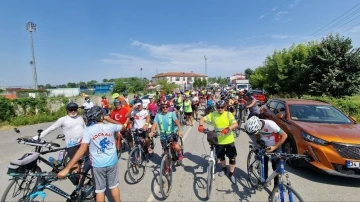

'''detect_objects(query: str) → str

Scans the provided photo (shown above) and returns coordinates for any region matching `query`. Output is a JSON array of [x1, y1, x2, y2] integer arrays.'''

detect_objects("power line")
[[309, 2, 360, 38], [343, 21, 360, 32]]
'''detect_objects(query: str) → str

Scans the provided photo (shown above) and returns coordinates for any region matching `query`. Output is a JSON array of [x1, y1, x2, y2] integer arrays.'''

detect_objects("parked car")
[[141, 94, 155, 109], [261, 98, 360, 178], [249, 90, 267, 106]]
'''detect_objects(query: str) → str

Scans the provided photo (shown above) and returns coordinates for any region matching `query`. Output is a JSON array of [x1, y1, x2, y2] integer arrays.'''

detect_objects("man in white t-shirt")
[[191, 92, 200, 121], [245, 116, 288, 189], [83, 97, 94, 111], [125, 98, 152, 153]]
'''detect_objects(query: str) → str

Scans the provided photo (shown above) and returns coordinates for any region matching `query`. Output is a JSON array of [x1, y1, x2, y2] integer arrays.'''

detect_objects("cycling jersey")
[[110, 107, 129, 124], [259, 119, 282, 147], [207, 99, 214, 107], [83, 102, 94, 110], [82, 124, 122, 167], [154, 111, 178, 137], [191, 96, 199, 105], [130, 109, 149, 129], [148, 102, 157, 116], [183, 100, 192, 113], [204, 112, 236, 145], [33, 115, 85, 148]]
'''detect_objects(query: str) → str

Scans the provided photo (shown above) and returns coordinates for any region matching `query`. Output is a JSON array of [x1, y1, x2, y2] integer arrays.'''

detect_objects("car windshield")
[[141, 95, 149, 99], [289, 104, 352, 124], [237, 84, 247, 89]]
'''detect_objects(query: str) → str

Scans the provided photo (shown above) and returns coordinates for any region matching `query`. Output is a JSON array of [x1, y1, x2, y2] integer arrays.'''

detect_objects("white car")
[[141, 94, 155, 109]]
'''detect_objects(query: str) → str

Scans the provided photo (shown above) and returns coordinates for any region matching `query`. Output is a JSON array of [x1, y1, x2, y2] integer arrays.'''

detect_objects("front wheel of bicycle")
[[159, 154, 173, 198], [1, 166, 42, 202], [206, 161, 214, 200], [269, 183, 304, 202], [127, 147, 147, 183], [247, 150, 261, 188]]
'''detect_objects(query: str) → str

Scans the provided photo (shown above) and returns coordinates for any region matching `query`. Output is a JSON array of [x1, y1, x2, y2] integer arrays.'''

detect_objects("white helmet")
[[245, 116, 262, 135]]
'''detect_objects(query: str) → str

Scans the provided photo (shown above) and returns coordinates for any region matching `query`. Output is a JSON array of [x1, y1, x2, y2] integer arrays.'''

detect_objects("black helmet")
[[85, 96, 90, 101], [216, 100, 226, 108], [245, 91, 253, 97], [66, 102, 78, 110], [102, 95, 106, 99], [133, 98, 143, 106], [86, 106, 104, 123], [123, 92, 128, 96]]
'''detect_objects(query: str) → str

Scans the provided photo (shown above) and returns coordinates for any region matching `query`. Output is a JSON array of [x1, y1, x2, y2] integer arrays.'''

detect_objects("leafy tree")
[[193, 78, 200, 87], [200, 78, 207, 87], [78, 81, 87, 87], [103, 78, 109, 82], [156, 79, 177, 94], [45, 84, 52, 88], [86, 80, 98, 87], [67, 82, 77, 88], [245, 68, 254, 79]]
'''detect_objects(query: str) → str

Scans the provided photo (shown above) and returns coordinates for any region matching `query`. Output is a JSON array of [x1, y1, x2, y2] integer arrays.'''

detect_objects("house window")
[[187, 77, 193, 82], [175, 77, 180, 81]]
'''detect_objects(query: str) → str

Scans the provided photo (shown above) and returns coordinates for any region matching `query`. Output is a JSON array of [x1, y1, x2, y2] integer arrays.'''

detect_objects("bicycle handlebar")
[[16, 137, 61, 149]]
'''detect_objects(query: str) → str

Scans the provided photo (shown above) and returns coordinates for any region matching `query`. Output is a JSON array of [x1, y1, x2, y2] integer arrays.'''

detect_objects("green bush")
[[0, 97, 16, 122]]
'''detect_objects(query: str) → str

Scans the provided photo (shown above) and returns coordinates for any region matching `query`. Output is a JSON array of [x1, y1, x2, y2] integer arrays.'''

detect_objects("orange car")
[[260, 98, 360, 178]]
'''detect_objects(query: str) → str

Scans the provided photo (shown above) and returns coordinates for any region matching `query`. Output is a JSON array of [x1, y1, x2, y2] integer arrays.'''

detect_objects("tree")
[[103, 78, 109, 82], [307, 34, 360, 97], [86, 80, 97, 87], [156, 79, 177, 94], [200, 78, 207, 87], [78, 81, 87, 87], [193, 78, 200, 87], [45, 84, 52, 89], [67, 82, 77, 88], [244, 68, 254, 79]]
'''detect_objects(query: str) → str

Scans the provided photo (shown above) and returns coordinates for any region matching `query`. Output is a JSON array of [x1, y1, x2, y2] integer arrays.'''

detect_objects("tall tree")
[[244, 68, 254, 79]]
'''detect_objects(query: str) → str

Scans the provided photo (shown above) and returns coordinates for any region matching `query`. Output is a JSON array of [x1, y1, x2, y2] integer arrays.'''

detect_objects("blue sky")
[[1, 0, 360, 86]]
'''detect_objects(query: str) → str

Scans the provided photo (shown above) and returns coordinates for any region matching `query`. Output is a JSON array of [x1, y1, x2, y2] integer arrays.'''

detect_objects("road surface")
[[0, 121, 359, 201]]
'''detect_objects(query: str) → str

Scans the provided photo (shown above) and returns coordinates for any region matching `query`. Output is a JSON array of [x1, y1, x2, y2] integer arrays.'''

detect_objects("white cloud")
[[272, 6, 278, 12], [283, 18, 293, 23], [272, 34, 291, 39], [275, 11, 288, 20], [289, 0, 301, 9], [259, 13, 267, 19], [100, 41, 278, 77]]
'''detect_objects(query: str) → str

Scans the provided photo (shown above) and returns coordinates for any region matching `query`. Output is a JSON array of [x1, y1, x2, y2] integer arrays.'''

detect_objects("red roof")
[[153, 72, 206, 78]]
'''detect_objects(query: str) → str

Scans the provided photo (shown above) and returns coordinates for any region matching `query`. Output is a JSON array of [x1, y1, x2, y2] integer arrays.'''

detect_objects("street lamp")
[[204, 55, 207, 76], [26, 22, 39, 90]]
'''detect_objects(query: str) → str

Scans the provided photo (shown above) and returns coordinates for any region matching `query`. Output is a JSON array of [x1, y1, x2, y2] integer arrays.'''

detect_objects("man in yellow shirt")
[[198, 100, 238, 184]]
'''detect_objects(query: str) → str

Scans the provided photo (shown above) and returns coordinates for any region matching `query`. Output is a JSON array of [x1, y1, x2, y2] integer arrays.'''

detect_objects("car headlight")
[[301, 131, 329, 146]]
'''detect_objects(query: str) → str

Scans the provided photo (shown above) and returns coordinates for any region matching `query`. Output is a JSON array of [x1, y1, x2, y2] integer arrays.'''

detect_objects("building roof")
[[232, 73, 245, 76], [152, 72, 207, 78]]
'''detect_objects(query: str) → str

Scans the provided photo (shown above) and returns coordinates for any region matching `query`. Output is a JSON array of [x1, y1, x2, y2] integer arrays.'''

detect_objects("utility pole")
[[204, 55, 207, 76], [140, 68, 143, 90], [26, 22, 39, 90]]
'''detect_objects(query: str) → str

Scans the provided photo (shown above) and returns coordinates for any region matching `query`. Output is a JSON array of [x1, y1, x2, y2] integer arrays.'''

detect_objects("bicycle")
[[1, 128, 95, 202], [126, 128, 157, 183], [202, 129, 218, 200], [159, 133, 183, 198], [175, 105, 186, 126], [233, 103, 246, 138], [7, 171, 93, 202], [246, 140, 308, 202]]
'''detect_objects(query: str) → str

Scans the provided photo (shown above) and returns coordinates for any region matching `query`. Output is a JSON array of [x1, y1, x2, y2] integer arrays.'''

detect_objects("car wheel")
[[282, 137, 300, 168]]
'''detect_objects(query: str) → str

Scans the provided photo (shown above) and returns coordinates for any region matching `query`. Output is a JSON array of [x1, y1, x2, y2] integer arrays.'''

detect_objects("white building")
[[152, 72, 208, 85], [47, 88, 80, 97]]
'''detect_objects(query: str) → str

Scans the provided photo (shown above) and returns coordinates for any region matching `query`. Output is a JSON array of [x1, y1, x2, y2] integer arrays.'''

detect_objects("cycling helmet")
[[66, 102, 78, 110], [216, 100, 226, 108], [245, 116, 262, 135], [112, 93, 120, 99], [113, 99, 120, 105], [133, 98, 143, 106], [84, 96, 90, 101], [123, 92, 128, 96], [245, 91, 253, 97], [86, 106, 104, 123], [102, 95, 106, 99], [220, 92, 226, 97]]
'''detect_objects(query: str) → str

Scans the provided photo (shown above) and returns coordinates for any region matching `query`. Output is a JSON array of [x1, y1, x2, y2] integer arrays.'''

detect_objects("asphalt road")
[[0, 121, 359, 202]]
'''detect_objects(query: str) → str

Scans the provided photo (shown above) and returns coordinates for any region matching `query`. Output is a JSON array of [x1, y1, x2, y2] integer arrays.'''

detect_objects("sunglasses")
[[68, 108, 78, 112], [162, 106, 169, 109], [217, 107, 225, 109]]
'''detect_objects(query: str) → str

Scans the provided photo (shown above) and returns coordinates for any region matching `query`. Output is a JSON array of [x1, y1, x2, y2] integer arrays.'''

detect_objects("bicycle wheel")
[[246, 150, 261, 188], [178, 136, 184, 153], [159, 154, 173, 198], [206, 161, 214, 199], [1, 166, 41, 202], [269, 183, 305, 202], [127, 147, 147, 182]]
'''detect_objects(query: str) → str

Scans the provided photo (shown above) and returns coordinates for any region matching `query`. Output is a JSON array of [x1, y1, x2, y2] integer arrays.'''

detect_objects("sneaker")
[[229, 175, 236, 184], [178, 153, 184, 161], [218, 170, 226, 177]]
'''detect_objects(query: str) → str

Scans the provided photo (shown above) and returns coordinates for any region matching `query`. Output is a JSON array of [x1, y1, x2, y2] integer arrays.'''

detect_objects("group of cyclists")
[[35, 86, 289, 201]]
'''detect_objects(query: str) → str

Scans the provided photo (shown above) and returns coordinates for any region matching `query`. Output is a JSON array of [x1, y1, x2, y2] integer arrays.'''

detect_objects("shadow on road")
[[149, 165, 166, 201], [193, 176, 208, 201]]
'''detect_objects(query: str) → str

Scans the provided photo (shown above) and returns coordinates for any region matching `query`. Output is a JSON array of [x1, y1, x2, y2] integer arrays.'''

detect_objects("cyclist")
[[125, 99, 152, 153], [83, 97, 94, 112], [183, 95, 193, 126], [123, 92, 129, 104], [174, 91, 184, 117], [245, 116, 288, 190], [101, 95, 109, 115], [245, 91, 260, 119], [227, 94, 235, 115], [147, 95, 157, 122], [191, 92, 200, 121], [58, 106, 122, 202], [198, 100, 238, 184], [149, 101, 184, 174]]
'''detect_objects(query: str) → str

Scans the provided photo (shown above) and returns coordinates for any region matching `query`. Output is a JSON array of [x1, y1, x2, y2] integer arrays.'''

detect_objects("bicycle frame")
[[208, 145, 216, 177]]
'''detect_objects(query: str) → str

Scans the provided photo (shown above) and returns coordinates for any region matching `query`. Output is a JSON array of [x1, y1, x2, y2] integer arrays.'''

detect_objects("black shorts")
[[160, 134, 178, 149], [184, 112, 193, 116], [175, 105, 182, 111], [191, 104, 199, 111], [65, 145, 89, 161], [216, 143, 237, 160], [228, 106, 235, 113], [123, 130, 133, 142]]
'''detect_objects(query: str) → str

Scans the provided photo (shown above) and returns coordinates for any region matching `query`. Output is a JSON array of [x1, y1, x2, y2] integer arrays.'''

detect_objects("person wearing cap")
[[191, 91, 200, 121], [110, 99, 133, 148], [83, 96, 94, 112]]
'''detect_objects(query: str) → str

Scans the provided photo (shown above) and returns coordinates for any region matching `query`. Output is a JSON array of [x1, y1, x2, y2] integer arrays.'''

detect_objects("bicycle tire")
[[127, 147, 147, 182], [159, 154, 173, 198], [206, 161, 214, 199], [1, 166, 42, 202], [269, 183, 305, 202], [246, 150, 261, 188]]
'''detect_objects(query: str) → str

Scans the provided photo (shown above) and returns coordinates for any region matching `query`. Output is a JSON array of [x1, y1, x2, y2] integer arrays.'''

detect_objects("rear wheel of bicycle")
[[159, 154, 173, 198], [269, 183, 304, 202], [206, 161, 214, 199], [247, 150, 261, 188], [0, 166, 42, 202], [127, 147, 147, 182]]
